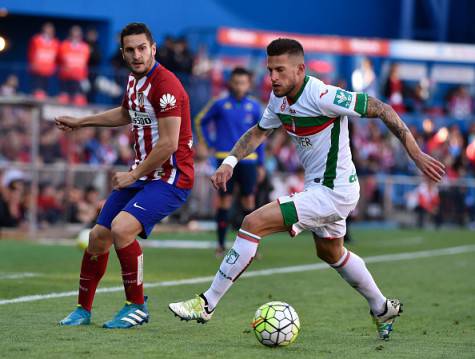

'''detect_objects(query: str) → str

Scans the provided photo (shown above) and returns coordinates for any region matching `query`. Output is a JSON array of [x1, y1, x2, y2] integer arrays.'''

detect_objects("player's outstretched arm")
[[211, 125, 272, 191], [55, 107, 130, 131], [366, 96, 445, 182]]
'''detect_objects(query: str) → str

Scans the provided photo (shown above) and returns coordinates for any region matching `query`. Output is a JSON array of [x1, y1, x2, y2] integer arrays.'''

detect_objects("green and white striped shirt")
[[259, 75, 367, 189]]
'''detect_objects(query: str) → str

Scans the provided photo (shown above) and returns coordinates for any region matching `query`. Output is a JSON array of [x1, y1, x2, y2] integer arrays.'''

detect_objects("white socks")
[[203, 232, 386, 315], [330, 247, 387, 315], [203, 229, 259, 310]]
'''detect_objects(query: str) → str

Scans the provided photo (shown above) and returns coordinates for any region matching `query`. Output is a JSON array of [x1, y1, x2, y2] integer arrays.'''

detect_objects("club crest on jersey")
[[280, 98, 287, 112], [137, 91, 145, 107], [160, 93, 177, 112]]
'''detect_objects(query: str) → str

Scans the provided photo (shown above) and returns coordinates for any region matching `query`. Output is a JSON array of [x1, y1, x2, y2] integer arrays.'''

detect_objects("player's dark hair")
[[230, 67, 253, 79], [266, 38, 304, 57], [120, 22, 154, 47]]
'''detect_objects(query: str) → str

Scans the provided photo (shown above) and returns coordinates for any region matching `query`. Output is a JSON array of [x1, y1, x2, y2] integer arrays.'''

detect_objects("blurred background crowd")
[[1, 0, 475, 234]]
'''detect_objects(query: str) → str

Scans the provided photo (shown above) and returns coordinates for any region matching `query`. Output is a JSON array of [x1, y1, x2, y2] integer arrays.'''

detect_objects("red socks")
[[78, 251, 109, 311], [77, 240, 144, 310], [116, 240, 144, 305]]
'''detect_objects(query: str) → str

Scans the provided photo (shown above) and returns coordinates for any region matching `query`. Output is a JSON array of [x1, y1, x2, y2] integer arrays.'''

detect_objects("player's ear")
[[151, 42, 157, 58], [298, 63, 306, 75], [120, 48, 125, 60]]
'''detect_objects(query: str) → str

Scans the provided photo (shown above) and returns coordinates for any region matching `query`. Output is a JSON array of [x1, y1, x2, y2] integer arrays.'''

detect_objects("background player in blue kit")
[[195, 67, 265, 256]]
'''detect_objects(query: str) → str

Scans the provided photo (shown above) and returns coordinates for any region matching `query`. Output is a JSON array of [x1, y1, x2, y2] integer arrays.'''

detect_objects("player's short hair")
[[266, 38, 304, 57], [230, 67, 253, 79], [120, 22, 154, 47]]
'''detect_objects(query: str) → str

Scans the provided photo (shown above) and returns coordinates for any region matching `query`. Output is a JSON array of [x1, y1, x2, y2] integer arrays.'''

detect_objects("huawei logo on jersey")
[[160, 93, 177, 111]]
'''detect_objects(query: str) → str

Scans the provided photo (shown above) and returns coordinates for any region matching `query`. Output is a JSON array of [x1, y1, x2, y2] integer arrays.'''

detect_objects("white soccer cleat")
[[168, 294, 214, 324], [371, 298, 403, 340]]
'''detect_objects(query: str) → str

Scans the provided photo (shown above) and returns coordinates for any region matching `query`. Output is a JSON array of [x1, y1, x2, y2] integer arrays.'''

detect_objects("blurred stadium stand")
[[1, 0, 475, 239]]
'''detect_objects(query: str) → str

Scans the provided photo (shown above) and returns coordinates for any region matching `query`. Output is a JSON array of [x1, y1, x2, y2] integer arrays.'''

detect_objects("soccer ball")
[[76, 228, 91, 251], [252, 301, 300, 347]]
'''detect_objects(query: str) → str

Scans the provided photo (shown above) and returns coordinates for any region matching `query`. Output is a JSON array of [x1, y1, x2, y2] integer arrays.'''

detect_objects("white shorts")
[[277, 183, 359, 239]]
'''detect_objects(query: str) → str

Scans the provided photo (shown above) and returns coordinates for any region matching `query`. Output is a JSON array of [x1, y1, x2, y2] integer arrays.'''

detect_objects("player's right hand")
[[211, 164, 233, 192], [55, 116, 82, 132]]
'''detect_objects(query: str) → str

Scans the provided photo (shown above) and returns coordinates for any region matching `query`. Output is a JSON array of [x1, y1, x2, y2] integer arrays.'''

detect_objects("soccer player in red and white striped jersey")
[[56, 23, 193, 328]]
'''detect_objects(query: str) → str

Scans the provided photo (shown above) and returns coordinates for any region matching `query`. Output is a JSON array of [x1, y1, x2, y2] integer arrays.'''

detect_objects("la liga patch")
[[333, 89, 352, 109]]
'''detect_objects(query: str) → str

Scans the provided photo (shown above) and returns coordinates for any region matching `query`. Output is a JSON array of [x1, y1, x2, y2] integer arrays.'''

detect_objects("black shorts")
[[217, 159, 257, 197]]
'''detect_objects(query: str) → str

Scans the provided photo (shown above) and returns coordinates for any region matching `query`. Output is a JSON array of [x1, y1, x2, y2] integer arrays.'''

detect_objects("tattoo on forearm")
[[230, 128, 257, 160], [230, 126, 270, 160], [366, 96, 410, 145]]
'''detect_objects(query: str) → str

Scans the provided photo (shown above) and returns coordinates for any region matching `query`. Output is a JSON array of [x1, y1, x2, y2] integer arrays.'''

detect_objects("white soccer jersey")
[[259, 75, 368, 189]]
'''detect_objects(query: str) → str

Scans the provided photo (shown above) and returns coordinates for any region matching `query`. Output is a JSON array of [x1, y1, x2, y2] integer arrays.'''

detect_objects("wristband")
[[222, 155, 238, 169]]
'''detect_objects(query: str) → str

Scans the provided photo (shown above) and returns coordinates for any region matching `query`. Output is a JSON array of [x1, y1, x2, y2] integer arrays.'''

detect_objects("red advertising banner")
[[217, 27, 390, 57]]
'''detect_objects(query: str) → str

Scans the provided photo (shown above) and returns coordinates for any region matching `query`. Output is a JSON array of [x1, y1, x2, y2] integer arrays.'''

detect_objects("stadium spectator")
[[57, 25, 90, 106], [27, 22, 59, 100], [39, 121, 63, 163], [351, 57, 377, 97], [407, 79, 430, 113], [414, 178, 440, 228], [171, 36, 194, 88], [38, 183, 63, 225], [110, 33, 129, 90], [85, 28, 102, 103], [446, 85, 473, 119], [0, 170, 27, 228], [186, 142, 215, 219], [383, 63, 406, 113], [156, 35, 175, 70], [77, 185, 100, 225], [172, 37, 194, 75], [0, 74, 19, 97]]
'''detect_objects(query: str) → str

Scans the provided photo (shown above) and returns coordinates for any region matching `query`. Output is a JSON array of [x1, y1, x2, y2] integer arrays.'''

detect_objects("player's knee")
[[316, 243, 343, 264], [110, 219, 135, 247], [88, 226, 112, 254], [241, 212, 260, 233]]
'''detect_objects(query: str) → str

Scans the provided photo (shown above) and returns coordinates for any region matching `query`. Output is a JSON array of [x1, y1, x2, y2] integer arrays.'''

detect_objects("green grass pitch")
[[0, 229, 474, 358]]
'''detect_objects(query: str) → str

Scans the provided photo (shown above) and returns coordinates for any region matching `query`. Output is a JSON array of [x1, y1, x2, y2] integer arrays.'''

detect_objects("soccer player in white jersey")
[[169, 38, 445, 340]]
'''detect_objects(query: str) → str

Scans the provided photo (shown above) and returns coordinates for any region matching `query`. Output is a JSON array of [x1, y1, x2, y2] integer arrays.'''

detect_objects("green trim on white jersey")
[[259, 76, 366, 189]]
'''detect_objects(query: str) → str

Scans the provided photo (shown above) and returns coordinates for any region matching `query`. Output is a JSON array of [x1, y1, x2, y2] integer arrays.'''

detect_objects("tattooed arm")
[[229, 125, 273, 160], [211, 125, 273, 191], [366, 96, 445, 182]]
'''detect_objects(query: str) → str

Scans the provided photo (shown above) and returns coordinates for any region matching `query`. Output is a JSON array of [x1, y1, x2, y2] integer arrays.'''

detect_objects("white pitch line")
[[38, 238, 219, 249], [0, 272, 40, 280], [1, 244, 474, 306]]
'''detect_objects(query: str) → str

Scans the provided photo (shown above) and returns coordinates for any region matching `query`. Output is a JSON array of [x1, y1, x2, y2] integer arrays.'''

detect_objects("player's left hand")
[[112, 172, 137, 190], [413, 152, 445, 183]]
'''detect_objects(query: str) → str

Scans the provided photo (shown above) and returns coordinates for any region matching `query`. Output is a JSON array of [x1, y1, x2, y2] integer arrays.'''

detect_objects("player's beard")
[[273, 83, 296, 98], [129, 50, 154, 77]]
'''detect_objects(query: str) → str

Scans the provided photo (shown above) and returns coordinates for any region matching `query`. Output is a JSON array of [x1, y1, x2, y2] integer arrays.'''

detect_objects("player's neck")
[[287, 75, 306, 100]]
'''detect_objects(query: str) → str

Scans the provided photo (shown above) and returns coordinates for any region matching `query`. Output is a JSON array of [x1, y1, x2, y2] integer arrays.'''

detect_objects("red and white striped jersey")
[[122, 63, 194, 189]]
